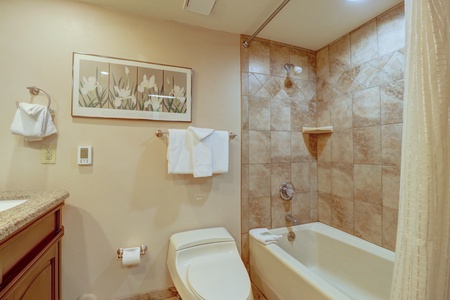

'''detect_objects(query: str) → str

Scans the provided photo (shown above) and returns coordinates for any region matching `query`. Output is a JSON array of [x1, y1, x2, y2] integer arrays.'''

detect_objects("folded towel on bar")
[[10, 102, 57, 141], [188, 126, 215, 141], [188, 126, 214, 177], [166, 128, 230, 177], [167, 129, 193, 174], [249, 228, 282, 245]]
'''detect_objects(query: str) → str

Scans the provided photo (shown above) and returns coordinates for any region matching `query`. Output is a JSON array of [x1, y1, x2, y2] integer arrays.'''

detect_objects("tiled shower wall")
[[241, 2, 405, 259], [316, 3, 405, 250], [240, 38, 319, 265]]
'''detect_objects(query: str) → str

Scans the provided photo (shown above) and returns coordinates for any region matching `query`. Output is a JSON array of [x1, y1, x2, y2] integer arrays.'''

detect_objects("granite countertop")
[[0, 190, 69, 242]]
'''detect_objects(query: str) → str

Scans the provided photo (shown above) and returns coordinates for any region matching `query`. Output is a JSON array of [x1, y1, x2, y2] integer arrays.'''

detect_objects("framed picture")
[[72, 53, 192, 122]]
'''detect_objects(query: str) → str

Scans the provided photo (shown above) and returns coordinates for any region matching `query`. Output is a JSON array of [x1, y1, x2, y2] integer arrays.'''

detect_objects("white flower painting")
[[73, 53, 192, 121]]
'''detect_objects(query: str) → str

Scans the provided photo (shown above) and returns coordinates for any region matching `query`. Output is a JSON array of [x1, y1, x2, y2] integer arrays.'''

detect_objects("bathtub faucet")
[[285, 214, 298, 225]]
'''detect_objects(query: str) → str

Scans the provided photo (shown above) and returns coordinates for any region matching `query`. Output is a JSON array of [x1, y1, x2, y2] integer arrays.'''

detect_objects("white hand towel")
[[188, 128, 213, 178], [167, 129, 193, 174], [188, 126, 215, 141], [211, 130, 229, 174], [10, 103, 57, 141], [249, 228, 282, 245]]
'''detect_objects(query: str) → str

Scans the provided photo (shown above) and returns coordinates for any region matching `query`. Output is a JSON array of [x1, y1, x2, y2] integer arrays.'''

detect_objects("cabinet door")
[[13, 243, 59, 300]]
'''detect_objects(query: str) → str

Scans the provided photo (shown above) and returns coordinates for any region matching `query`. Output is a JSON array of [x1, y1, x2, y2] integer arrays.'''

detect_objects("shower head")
[[284, 63, 303, 88], [284, 63, 303, 75]]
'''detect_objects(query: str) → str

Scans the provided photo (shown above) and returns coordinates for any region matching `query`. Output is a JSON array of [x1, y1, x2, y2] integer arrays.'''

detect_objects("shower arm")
[[242, 0, 290, 48]]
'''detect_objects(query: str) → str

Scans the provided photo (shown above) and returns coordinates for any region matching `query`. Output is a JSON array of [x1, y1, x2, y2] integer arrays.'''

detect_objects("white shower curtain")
[[390, 0, 450, 299]]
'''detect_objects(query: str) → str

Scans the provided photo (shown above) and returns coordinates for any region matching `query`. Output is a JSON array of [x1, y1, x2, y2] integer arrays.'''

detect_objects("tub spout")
[[285, 214, 298, 225]]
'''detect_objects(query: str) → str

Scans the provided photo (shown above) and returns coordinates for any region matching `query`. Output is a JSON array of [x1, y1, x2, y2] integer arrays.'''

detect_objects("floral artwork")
[[72, 53, 192, 122]]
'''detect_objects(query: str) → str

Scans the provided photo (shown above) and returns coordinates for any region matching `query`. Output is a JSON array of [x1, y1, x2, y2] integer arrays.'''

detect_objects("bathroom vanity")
[[0, 190, 69, 300]]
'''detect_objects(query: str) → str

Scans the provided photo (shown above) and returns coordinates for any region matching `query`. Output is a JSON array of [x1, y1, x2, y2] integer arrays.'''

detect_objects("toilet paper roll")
[[122, 247, 141, 266]]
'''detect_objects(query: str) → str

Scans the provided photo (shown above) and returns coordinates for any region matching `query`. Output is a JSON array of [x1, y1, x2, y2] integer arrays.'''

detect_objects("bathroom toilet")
[[167, 227, 253, 300]]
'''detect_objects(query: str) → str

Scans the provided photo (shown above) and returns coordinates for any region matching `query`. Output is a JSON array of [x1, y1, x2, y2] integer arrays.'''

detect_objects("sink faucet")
[[285, 214, 298, 225]]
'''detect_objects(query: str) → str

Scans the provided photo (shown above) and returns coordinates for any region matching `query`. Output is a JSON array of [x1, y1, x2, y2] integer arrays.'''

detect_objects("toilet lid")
[[187, 253, 251, 300]]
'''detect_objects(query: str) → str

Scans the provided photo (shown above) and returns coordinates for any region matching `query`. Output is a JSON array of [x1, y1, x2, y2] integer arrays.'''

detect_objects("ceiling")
[[72, 0, 403, 50]]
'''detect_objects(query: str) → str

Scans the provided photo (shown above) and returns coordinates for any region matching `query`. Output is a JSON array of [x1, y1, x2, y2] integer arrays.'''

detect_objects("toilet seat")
[[187, 253, 251, 300]]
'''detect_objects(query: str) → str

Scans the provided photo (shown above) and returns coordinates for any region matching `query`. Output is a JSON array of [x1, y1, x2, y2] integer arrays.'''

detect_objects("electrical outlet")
[[41, 144, 56, 164]]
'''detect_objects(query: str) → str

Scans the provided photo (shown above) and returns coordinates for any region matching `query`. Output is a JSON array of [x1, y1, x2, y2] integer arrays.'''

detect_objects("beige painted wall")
[[0, 0, 241, 299]]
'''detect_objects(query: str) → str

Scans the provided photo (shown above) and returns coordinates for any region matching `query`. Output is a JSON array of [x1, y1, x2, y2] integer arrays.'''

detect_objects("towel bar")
[[155, 129, 237, 140], [16, 86, 52, 109]]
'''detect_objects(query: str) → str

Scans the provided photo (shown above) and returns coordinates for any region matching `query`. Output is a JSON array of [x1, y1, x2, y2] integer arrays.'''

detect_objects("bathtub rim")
[[267, 222, 395, 262]]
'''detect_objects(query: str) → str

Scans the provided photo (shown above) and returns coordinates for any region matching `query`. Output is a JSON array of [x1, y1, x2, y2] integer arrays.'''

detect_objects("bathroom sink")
[[0, 199, 28, 212]]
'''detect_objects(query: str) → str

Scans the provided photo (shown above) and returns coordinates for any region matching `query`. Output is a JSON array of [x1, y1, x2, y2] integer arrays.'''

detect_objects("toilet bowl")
[[167, 227, 253, 300]]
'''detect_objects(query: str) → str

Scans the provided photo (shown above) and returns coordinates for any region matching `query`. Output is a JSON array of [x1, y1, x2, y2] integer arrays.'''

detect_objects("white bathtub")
[[249, 222, 395, 300]]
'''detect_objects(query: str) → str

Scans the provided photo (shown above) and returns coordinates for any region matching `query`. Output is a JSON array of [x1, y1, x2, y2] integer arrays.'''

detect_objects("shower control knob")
[[279, 182, 295, 201]]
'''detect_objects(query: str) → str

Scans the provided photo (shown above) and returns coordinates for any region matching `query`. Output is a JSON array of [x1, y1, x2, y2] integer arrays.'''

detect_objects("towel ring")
[[16, 86, 52, 109]]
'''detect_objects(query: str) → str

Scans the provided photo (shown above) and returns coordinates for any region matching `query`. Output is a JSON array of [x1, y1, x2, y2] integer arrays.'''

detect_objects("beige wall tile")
[[291, 162, 310, 193], [242, 164, 249, 199], [292, 192, 314, 224], [242, 95, 249, 130], [318, 192, 332, 225], [291, 132, 316, 161], [271, 99, 291, 131], [270, 43, 290, 76], [264, 77, 283, 98], [249, 39, 270, 74], [354, 201, 382, 246], [248, 97, 271, 130], [271, 195, 291, 228], [331, 162, 354, 200], [242, 72, 249, 96], [241, 233, 250, 268], [377, 3, 405, 56], [331, 94, 353, 130], [318, 162, 332, 193], [351, 20, 378, 66], [329, 35, 351, 84], [381, 80, 404, 124], [248, 196, 271, 229], [354, 164, 382, 204], [249, 130, 271, 163], [381, 123, 402, 166], [248, 164, 271, 198], [381, 51, 405, 81], [248, 73, 263, 95], [331, 129, 353, 163], [352, 87, 381, 127], [382, 166, 401, 209], [242, 130, 249, 164], [353, 126, 382, 164], [270, 163, 291, 196], [241, 196, 249, 234], [331, 195, 354, 234], [310, 161, 318, 192], [291, 99, 316, 130], [383, 207, 398, 251], [317, 47, 330, 79], [317, 134, 332, 162], [271, 131, 292, 162]]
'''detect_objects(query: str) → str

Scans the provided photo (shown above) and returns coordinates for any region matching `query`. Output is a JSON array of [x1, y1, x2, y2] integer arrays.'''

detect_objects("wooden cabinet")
[[0, 204, 64, 300]]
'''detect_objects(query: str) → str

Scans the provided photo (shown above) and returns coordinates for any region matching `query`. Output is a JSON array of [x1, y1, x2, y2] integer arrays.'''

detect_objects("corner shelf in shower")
[[301, 126, 334, 134]]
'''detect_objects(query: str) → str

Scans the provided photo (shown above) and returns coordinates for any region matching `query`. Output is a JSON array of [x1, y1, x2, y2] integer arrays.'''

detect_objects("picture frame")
[[72, 53, 192, 122]]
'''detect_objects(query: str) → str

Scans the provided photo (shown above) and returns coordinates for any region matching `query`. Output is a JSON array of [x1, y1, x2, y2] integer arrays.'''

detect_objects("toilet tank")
[[169, 227, 235, 251]]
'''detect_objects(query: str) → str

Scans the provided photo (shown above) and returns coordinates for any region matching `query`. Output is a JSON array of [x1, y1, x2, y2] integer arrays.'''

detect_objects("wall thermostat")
[[78, 146, 92, 165]]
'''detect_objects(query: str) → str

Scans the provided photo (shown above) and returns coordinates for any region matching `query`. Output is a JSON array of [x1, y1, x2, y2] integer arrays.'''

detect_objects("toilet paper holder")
[[117, 244, 148, 259]]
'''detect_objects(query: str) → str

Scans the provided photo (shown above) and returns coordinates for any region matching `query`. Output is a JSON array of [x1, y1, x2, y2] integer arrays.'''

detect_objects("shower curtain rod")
[[242, 0, 290, 48]]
